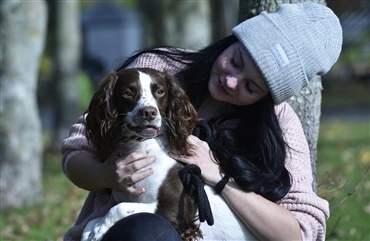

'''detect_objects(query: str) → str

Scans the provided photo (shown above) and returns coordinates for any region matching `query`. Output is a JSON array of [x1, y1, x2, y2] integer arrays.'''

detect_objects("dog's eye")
[[122, 90, 133, 98], [156, 89, 165, 96]]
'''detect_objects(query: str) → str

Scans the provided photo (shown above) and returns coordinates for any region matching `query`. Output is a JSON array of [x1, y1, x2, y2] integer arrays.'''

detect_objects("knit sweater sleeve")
[[61, 114, 91, 180], [61, 51, 183, 181], [275, 102, 329, 241]]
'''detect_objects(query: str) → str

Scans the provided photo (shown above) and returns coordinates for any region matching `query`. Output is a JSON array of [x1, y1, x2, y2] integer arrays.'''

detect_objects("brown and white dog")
[[81, 68, 257, 241]]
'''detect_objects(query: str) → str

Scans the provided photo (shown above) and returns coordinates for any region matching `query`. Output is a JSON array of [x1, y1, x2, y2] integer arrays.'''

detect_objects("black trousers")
[[101, 212, 182, 241]]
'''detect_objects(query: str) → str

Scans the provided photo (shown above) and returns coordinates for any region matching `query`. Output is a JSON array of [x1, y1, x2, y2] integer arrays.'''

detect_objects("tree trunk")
[[238, 0, 326, 191], [138, 0, 212, 49], [210, 0, 228, 42], [49, 0, 82, 150], [0, 0, 47, 210]]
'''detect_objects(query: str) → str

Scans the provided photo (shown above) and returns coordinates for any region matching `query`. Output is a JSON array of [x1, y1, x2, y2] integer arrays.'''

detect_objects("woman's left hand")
[[169, 135, 222, 186]]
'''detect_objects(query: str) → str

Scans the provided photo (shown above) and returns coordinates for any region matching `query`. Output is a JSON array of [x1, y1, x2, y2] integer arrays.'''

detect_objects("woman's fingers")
[[121, 168, 154, 187], [124, 154, 156, 173], [131, 167, 154, 183], [113, 152, 156, 194], [126, 186, 146, 195], [188, 135, 206, 145], [124, 168, 154, 195], [168, 135, 209, 164], [168, 152, 189, 164]]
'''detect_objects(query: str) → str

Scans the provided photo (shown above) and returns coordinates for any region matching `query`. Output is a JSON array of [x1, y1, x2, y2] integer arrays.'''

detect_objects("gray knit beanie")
[[232, 2, 342, 104]]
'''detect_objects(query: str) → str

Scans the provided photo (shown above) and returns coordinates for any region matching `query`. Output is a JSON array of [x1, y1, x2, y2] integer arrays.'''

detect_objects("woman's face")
[[209, 42, 269, 106]]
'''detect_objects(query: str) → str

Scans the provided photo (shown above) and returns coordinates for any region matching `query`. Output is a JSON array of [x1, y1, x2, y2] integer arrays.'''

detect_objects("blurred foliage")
[[77, 71, 95, 110], [328, 30, 370, 85], [317, 120, 369, 241], [341, 31, 370, 64], [321, 79, 369, 109], [79, 0, 137, 10]]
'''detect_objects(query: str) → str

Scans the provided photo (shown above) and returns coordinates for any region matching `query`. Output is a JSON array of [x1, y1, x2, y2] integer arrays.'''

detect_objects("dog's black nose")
[[141, 107, 158, 121]]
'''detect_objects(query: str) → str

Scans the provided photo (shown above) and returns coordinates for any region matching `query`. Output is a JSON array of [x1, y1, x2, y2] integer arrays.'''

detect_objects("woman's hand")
[[169, 135, 222, 186], [100, 151, 156, 195]]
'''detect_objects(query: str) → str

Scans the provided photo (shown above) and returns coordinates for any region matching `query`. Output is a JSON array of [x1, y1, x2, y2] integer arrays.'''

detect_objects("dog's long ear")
[[85, 71, 119, 159], [165, 73, 200, 156]]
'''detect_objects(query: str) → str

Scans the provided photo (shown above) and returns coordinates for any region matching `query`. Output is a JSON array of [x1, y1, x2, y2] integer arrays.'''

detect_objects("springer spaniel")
[[81, 68, 257, 241]]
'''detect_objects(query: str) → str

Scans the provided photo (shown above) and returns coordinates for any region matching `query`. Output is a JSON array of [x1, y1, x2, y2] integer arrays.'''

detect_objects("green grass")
[[316, 120, 370, 241], [0, 152, 88, 241]]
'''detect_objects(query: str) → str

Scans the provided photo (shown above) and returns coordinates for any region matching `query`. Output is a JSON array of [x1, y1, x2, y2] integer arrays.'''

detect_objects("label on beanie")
[[270, 44, 290, 68]]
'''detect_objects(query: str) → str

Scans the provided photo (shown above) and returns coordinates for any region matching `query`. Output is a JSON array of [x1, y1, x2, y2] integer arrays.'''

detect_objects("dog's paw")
[[88, 222, 110, 241], [86, 203, 136, 241], [81, 217, 102, 241], [84, 202, 158, 241]]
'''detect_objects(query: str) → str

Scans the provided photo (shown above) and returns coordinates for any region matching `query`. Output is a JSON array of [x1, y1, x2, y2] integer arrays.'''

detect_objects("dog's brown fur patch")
[[156, 163, 202, 241]]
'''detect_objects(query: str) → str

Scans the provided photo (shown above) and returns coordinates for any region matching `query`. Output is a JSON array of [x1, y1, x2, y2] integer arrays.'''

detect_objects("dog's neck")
[[120, 132, 163, 143]]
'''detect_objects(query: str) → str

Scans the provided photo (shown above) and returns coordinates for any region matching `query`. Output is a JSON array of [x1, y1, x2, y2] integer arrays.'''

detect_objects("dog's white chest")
[[113, 136, 176, 203], [198, 186, 258, 240]]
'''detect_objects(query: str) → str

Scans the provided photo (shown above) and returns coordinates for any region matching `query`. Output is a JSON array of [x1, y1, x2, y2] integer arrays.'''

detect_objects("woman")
[[62, 3, 342, 241]]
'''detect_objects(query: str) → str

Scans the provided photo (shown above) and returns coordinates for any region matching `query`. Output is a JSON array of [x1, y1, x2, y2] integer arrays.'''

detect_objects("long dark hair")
[[207, 98, 291, 201], [115, 35, 291, 201]]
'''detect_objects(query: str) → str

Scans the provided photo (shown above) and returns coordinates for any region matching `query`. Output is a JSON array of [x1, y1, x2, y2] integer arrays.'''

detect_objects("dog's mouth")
[[126, 124, 161, 139]]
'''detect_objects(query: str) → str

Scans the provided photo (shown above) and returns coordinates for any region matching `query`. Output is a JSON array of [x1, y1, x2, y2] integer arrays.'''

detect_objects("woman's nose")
[[226, 75, 238, 90]]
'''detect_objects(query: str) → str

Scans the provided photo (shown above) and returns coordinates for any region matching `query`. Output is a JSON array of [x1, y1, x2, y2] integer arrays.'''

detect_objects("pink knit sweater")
[[61, 51, 329, 241]]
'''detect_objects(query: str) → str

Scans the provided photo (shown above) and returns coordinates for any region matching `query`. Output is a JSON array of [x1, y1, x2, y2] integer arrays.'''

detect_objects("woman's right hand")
[[101, 151, 156, 195]]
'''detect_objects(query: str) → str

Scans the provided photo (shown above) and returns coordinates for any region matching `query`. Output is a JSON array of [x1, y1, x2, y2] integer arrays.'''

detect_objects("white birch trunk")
[[0, 0, 47, 210]]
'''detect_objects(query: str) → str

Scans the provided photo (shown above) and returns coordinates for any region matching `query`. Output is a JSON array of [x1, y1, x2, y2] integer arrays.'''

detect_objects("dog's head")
[[85, 68, 200, 159]]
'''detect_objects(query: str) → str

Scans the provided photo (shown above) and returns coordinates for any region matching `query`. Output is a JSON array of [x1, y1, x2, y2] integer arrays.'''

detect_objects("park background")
[[0, 0, 369, 240]]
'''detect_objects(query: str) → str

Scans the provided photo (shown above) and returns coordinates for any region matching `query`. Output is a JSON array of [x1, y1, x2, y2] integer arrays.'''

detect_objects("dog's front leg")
[[86, 202, 157, 241]]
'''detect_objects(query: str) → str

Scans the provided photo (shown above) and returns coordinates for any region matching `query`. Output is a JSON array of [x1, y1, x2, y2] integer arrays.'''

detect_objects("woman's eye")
[[245, 81, 253, 94], [231, 58, 239, 68]]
